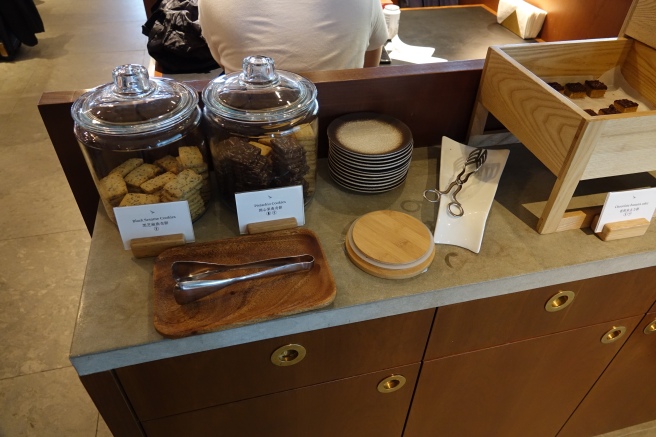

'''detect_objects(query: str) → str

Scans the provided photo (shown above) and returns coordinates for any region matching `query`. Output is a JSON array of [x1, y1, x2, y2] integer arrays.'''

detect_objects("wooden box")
[[469, 0, 656, 234]]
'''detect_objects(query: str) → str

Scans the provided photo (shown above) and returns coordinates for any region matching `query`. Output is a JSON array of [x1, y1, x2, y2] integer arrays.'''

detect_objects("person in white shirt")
[[198, 0, 389, 73]]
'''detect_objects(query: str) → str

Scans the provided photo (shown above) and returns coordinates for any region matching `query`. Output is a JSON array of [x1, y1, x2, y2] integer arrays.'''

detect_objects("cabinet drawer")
[[141, 363, 419, 437], [559, 312, 656, 437], [116, 309, 434, 421], [405, 316, 642, 437], [426, 266, 656, 359]]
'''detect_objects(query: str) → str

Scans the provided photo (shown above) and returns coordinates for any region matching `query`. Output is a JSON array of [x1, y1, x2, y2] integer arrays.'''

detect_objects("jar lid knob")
[[112, 64, 151, 95], [240, 55, 278, 85]]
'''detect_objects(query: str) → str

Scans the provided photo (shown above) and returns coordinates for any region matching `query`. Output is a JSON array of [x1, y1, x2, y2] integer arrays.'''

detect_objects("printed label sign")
[[114, 201, 195, 249], [595, 187, 656, 233], [235, 186, 305, 234]]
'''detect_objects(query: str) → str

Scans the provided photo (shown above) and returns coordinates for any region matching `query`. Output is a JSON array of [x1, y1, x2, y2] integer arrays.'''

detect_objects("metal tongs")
[[423, 148, 488, 217], [172, 254, 315, 305]]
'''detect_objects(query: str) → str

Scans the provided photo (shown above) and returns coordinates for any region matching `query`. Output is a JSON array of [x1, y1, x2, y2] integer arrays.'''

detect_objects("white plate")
[[330, 149, 413, 169], [329, 156, 410, 181], [328, 144, 412, 166], [327, 112, 413, 156], [330, 168, 409, 187], [330, 140, 413, 162], [432, 137, 510, 254], [330, 169, 408, 193]]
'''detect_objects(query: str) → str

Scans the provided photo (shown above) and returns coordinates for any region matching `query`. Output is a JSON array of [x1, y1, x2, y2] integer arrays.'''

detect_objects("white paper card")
[[594, 188, 656, 233], [235, 186, 305, 234], [385, 36, 447, 64], [114, 201, 195, 250]]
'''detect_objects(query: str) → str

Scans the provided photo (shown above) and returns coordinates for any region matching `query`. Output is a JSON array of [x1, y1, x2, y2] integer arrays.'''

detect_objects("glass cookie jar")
[[202, 55, 318, 209], [71, 64, 209, 224]]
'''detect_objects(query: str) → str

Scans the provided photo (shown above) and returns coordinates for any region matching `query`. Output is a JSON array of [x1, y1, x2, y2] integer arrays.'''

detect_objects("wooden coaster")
[[345, 235, 435, 280], [351, 210, 433, 266]]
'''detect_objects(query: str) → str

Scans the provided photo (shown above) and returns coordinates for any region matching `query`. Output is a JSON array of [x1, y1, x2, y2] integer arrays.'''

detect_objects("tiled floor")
[[0, 0, 147, 434], [0, 1, 654, 436]]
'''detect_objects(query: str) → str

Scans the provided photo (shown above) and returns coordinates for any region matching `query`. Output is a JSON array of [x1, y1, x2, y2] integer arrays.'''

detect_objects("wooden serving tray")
[[153, 229, 336, 338]]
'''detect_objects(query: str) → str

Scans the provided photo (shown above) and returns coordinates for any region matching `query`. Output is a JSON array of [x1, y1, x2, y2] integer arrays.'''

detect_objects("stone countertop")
[[70, 145, 656, 376]]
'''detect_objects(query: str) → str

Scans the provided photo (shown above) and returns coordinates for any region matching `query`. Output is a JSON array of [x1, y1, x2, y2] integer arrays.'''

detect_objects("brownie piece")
[[584, 109, 598, 117], [564, 82, 586, 99], [214, 136, 273, 200], [584, 80, 607, 98], [598, 105, 620, 115], [270, 136, 310, 196], [547, 82, 564, 94], [613, 99, 639, 113]]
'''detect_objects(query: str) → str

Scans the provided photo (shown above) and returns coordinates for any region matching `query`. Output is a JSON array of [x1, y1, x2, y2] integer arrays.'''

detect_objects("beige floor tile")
[[37, 0, 147, 25], [0, 140, 86, 238], [0, 230, 90, 379], [0, 96, 20, 115], [25, 50, 150, 94], [0, 367, 99, 437], [0, 94, 50, 146], [596, 420, 656, 437], [0, 61, 38, 97], [25, 20, 148, 59]]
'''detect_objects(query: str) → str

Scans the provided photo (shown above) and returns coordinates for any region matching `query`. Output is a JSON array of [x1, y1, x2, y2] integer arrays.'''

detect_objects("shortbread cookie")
[[124, 164, 161, 189], [155, 155, 182, 174], [177, 146, 204, 169], [140, 172, 177, 194], [109, 158, 143, 177], [118, 193, 161, 207], [163, 169, 203, 199], [99, 172, 127, 203]]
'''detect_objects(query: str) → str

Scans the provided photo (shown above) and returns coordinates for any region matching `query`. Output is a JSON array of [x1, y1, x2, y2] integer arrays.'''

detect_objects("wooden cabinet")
[[405, 316, 642, 437], [425, 267, 656, 359], [405, 267, 656, 437], [558, 312, 656, 437], [115, 309, 435, 422], [82, 268, 656, 437], [141, 363, 420, 437]]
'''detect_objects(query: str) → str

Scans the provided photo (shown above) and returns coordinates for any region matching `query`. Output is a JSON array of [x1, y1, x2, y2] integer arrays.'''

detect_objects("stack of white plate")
[[327, 112, 413, 193]]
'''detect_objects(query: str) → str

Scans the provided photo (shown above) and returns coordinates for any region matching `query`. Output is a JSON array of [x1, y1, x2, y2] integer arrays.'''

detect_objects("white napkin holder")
[[497, 0, 547, 39]]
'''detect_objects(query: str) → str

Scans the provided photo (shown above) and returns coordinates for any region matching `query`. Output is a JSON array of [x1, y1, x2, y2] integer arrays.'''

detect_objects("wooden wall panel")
[[39, 62, 484, 231], [458, 0, 633, 41]]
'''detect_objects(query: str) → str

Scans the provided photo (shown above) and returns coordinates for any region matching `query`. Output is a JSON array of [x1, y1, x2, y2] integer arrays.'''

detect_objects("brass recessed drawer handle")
[[644, 319, 656, 335], [601, 326, 627, 344], [377, 375, 406, 394], [271, 344, 306, 366], [545, 290, 576, 312]]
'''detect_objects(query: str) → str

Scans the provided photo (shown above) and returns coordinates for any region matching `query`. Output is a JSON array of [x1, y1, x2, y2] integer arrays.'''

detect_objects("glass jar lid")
[[71, 64, 199, 137], [202, 55, 317, 124]]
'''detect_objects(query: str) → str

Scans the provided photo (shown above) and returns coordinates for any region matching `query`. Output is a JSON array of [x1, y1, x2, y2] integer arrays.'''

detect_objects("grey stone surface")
[[71, 145, 656, 375]]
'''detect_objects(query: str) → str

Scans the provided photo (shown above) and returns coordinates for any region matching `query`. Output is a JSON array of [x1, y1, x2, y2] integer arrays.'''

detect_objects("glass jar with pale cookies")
[[71, 64, 209, 224]]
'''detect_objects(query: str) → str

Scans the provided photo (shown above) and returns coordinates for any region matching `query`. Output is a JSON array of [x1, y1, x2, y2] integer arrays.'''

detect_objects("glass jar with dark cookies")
[[72, 64, 210, 224], [202, 55, 319, 209]]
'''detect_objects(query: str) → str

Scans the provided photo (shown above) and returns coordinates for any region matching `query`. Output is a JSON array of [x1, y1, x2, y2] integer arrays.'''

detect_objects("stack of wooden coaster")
[[345, 210, 435, 279]]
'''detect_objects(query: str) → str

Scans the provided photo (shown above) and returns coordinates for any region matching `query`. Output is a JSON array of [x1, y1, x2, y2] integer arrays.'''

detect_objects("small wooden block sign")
[[247, 218, 298, 234], [596, 218, 651, 242], [131, 233, 186, 258], [235, 186, 305, 234]]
